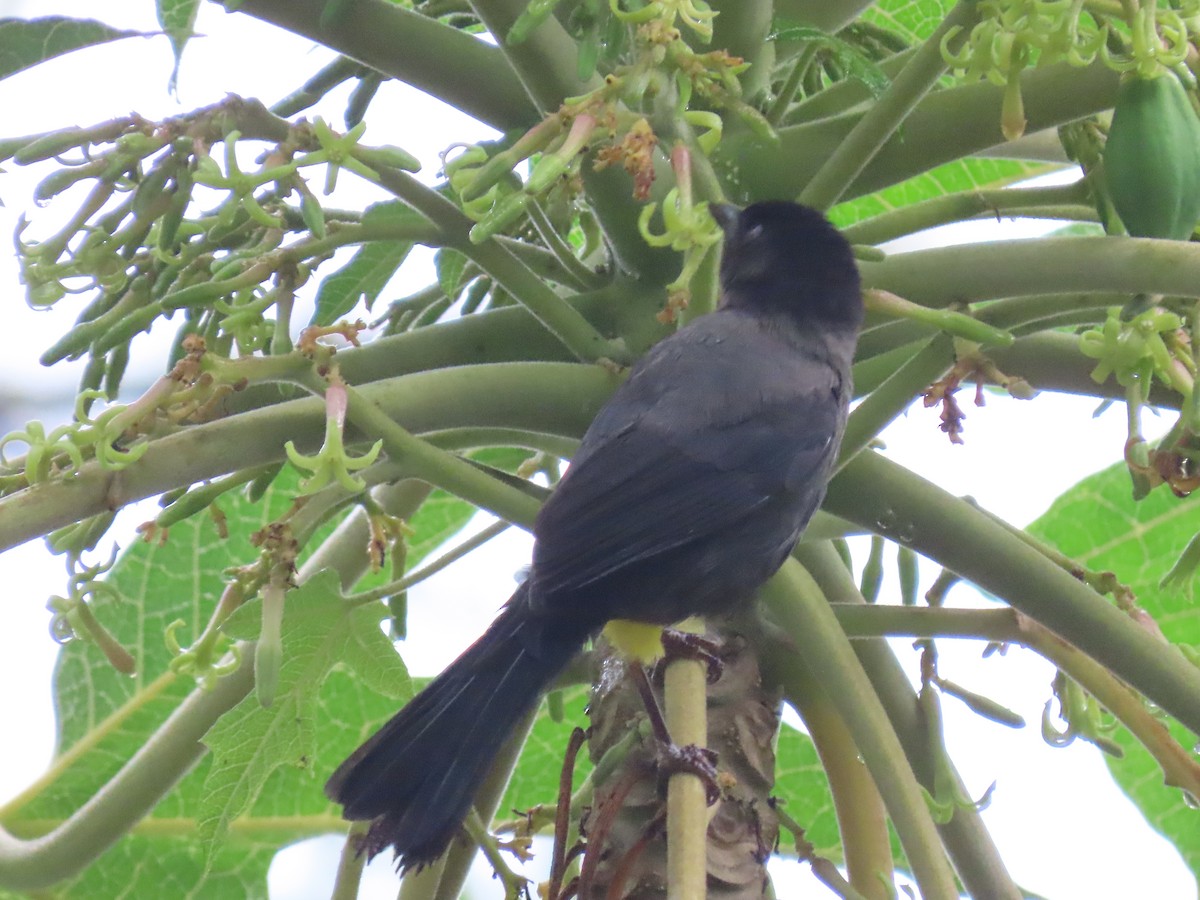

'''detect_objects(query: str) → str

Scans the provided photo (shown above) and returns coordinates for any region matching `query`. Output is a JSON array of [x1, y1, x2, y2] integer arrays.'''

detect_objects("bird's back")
[[526, 307, 852, 632]]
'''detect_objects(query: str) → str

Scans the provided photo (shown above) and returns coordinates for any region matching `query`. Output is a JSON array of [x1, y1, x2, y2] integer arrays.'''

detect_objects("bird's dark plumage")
[[324, 200, 863, 869]]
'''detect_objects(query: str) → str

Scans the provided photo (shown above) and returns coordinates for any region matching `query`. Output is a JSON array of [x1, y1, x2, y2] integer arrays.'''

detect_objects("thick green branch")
[[720, 60, 1118, 202], [976, 293, 1121, 334], [861, 236, 1200, 305], [320, 374, 542, 528], [765, 637, 892, 897], [785, 49, 917, 126], [795, 542, 1023, 899], [826, 603, 1200, 802], [0, 362, 618, 552], [799, 0, 978, 210], [842, 180, 1092, 246], [316, 277, 665, 393], [761, 561, 960, 899], [0, 654, 253, 890], [225, 0, 534, 130], [824, 452, 1200, 737], [372, 168, 625, 362], [468, 0, 600, 112], [987, 332, 1180, 408]]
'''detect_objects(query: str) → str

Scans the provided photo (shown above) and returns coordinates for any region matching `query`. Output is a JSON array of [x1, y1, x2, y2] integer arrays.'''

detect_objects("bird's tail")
[[325, 585, 584, 869]]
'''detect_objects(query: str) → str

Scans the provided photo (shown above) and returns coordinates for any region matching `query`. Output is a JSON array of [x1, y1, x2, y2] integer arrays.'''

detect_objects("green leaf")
[[829, 157, 1050, 229], [500, 686, 591, 815], [198, 569, 409, 855], [309, 199, 432, 325], [769, 22, 891, 100], [860, 0, 956, 43], [435, 247, 470, 300], [773, 724, 906, 868], [0, 17, 146, 82], [312, 240, 412, 325], [1028, 461, 1200, 882], [362, 198, 428, 229], [2, 468, 408, 896], [157, 0, 199, 92], [772, 724, 839, 855]]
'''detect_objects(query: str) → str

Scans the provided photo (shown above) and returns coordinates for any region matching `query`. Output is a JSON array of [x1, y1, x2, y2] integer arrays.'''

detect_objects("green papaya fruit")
[[1103, 71, 1200, 241]]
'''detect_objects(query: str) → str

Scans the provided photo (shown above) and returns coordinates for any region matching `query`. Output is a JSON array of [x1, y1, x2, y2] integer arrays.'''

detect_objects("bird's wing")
[[530, 379, 840, 597]]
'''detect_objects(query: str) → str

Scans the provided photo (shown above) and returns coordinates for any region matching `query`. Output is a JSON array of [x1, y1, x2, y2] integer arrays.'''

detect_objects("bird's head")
[[710, 201, 863, 331]]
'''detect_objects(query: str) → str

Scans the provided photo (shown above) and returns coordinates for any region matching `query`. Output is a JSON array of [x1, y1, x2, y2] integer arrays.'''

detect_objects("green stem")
[[784, 49, 917, 126], [424, 427, 578, 459], [524, 201, 607, 291], [829, 602, 1200, 799], [663, 622, 708, 900], [372, 167, 624, 362], [766, 43, 822, 126], [347, 520, 511, 604], [0, 465, 430, 892], [798, 0, 979, 210], [430, 709, 539, 900], [329, 822, 369, 900], [974, 292, 1123, 332], [986, 331, 1178, 408], [462, 810, 529, 897], [0, 671, 177, 820], [495, 235, 605, 290], [772, 804, 873, 900], [830, 604, 1022, 640], [839, 335, 952, 467], [0, 657, 252, 891], [760, 560, 960, 899], [1015, 615, 1200, 800], [304, 372, 543, 528], [865, 290, 1014, 346], [824, 452, 1200, 737], [842, 180, 1092, 246]]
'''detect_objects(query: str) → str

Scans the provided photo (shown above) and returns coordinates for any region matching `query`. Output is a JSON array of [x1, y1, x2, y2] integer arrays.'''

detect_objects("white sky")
[[0, 2, 1193, 898]]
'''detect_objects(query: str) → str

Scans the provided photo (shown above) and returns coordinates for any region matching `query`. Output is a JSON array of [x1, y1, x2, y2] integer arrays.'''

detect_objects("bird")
[[324, 199, 864, 869]]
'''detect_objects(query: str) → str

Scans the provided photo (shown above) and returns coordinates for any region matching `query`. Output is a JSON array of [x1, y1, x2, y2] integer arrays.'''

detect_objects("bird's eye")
[[745, 223, 765, 241]]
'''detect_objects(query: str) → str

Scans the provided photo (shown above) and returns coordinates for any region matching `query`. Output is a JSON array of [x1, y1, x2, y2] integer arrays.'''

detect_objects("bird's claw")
[[660, 629, 725, 683], [657, 741, 721, 805]]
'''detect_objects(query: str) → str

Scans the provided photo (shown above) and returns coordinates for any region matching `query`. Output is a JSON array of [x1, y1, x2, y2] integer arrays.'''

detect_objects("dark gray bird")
[[325, 200, 863, 869]]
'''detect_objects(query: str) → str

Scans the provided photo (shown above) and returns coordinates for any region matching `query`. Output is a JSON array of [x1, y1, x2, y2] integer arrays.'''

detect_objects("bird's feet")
[[655, 741, 721, 805], [628, 664, 722, 805], [659, 628, 725, 683]]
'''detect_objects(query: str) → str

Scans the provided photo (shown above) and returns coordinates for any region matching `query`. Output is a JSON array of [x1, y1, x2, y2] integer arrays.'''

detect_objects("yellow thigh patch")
[[601, 616, 706, 664], [602, 619, 666, 664]]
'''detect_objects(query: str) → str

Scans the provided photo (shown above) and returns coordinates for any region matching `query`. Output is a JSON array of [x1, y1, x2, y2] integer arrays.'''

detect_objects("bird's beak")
[[709, 203, 741, 235]]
